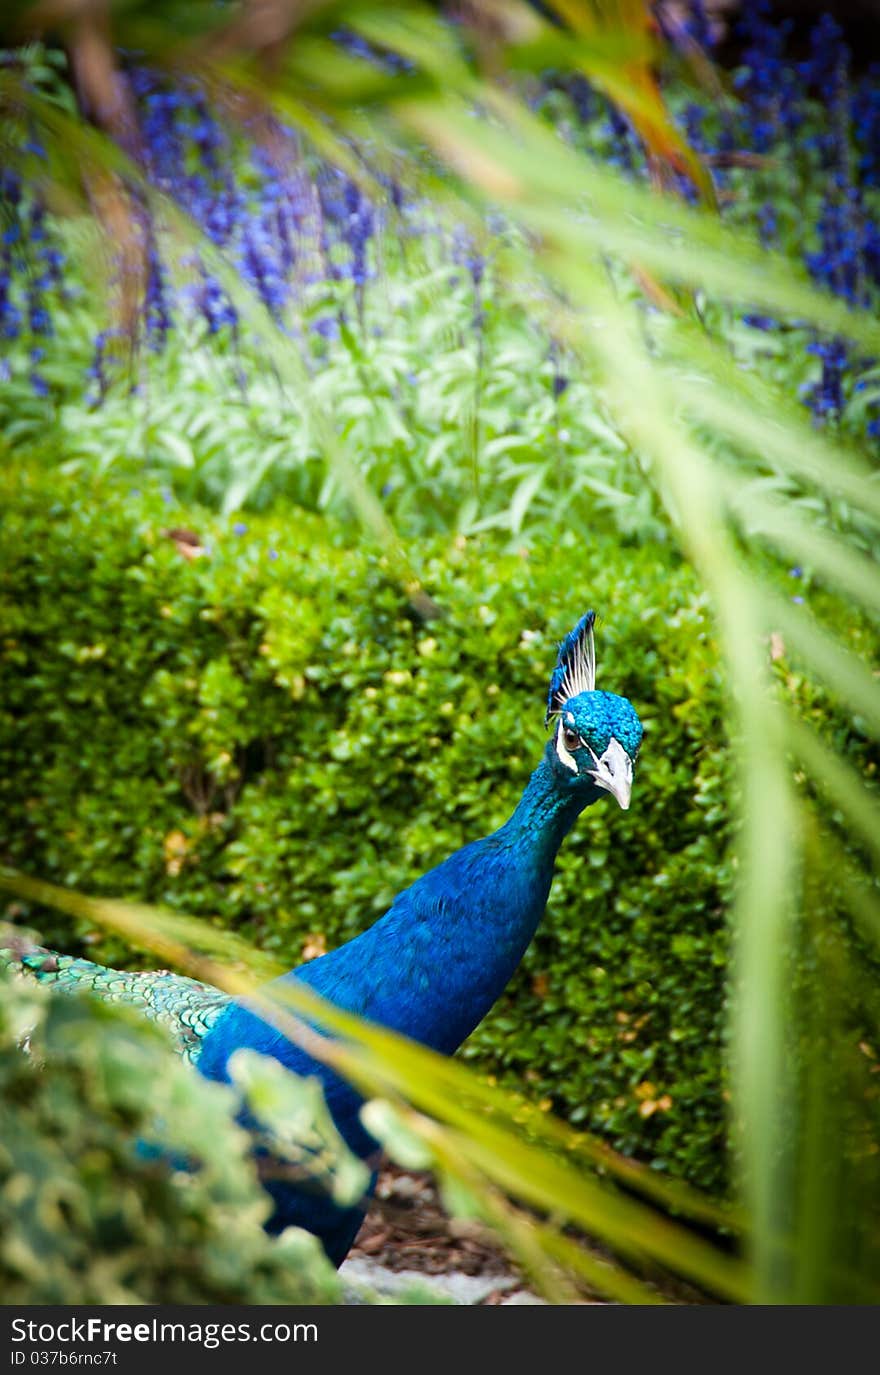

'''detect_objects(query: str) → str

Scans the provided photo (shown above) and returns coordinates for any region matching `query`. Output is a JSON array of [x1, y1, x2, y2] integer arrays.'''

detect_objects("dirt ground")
[[350, 1163, 714, 1305], [349, 1163, 526, 1299]]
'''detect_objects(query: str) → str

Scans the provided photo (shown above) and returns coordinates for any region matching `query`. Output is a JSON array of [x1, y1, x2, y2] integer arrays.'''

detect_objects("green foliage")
[[229, 1048, 371, 1208], [3, 466, 872, 1199], [0, 969, 340, 1303], [0, 242, 665, 544]]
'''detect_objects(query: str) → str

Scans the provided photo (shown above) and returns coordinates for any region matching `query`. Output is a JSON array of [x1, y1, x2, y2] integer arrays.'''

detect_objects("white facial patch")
[[555, 720, 578, 773]]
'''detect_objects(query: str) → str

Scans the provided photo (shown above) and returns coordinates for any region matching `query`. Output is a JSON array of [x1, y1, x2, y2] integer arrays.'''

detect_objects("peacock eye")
[[562, 727, 581, 752]]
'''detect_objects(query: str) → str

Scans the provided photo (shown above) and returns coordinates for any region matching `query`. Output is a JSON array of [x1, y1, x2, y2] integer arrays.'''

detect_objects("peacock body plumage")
[[1, 611, 643, 1267], [3, 947, 231, 1059]]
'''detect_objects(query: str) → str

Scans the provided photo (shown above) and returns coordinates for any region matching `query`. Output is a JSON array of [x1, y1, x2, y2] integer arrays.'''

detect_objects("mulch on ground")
[[350, 1163, 522, 1289], [350, 1162, 714, 1306]]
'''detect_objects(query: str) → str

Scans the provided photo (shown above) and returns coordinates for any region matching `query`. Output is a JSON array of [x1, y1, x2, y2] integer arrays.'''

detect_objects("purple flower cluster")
[[734, 2, 793, 154], [0, 172, 24, 345], [655, 0, 715, 55], [803, 336, 848, 421], [86, 330, 113, 406], [606, 105, 638, 175], [113, 72, 385, 381], [0, 52, 397, 395], [142, 211, 172, 350], [547, 5, 880, 441], [343, 179, 375, 293], [710, 5, 879, 435], [549, 340, 568, 400], [806, 191, 869, 308], [3, 11, 880, 454], [852, 67, 880, 189], [0, 159, 68, 396]]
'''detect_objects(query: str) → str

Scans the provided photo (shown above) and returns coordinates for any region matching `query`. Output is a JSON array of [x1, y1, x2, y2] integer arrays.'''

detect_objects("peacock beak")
[[589, 737, 633, 811]]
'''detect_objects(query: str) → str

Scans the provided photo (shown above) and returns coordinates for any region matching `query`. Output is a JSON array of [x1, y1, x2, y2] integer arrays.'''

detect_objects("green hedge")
[[2, 467, 871, 1195]]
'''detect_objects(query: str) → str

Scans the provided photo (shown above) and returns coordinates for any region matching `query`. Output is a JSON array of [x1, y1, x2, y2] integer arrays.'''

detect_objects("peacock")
[[1, 610, 642, 1266]]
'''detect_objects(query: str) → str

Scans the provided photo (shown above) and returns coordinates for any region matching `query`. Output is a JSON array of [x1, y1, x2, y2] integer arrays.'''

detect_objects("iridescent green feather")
[[0, 935, 230, 1062], [1, 932, 369, 1207]]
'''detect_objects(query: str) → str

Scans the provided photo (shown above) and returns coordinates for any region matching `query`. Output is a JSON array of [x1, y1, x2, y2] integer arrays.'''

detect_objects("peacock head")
[[544, 611, 642, 810]]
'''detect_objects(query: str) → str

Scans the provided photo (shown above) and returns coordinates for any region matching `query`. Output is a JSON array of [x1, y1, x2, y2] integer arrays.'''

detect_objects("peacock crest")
[[545, 610, 596, 726]]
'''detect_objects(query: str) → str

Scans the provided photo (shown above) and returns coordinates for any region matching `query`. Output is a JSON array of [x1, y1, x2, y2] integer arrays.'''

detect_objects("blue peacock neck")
[[493, 742, 601, 864], [308, 740, 603, 1056], [198, 741, 604, 1086]]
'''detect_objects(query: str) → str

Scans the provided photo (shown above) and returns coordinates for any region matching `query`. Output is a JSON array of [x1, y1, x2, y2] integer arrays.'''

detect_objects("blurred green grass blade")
[[580, 288, 856, 1306], [425, 1130, 666, 1305], [522, 1215, 668, 1305], [508, 253, 796, 1306], [349, 5, 473, 86], [724, 478, 880, 618], [667, 335, 880, 527], [839, 864, 880, 951], [428, 1118, 749, 1300], [758, 592, 880, 742], [393, 89, 880, 351], [791, 820, 880, 1302], [730, 731, 799, 1304], [0, 867, 281, 982], [357, 1, 690, 187], [214, 65, 375, 186], [792, 985, 837, 1303], [785, 717, 880, 875]]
